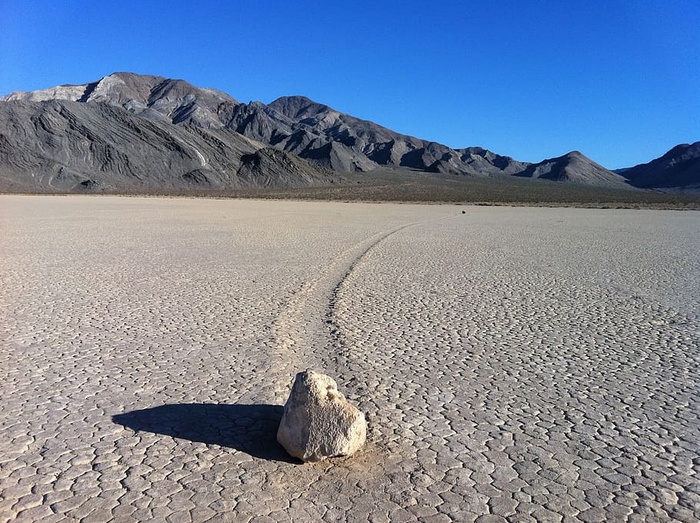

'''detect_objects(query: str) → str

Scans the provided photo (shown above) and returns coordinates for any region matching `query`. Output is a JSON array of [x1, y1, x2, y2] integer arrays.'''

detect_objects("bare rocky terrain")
[[1, 72, 698, 195], [0, 98, 336, 192], [618, 142, 700, 192], [514, 151, 628, 187], [1, 195, 698, 522]]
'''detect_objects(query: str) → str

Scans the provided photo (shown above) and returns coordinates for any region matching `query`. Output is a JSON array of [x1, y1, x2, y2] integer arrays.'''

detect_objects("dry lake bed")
[[1, 195, 698, 522]]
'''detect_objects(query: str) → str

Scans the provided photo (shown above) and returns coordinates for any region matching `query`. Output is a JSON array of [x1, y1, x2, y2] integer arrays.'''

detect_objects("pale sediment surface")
[[0, 195, 698, 522]]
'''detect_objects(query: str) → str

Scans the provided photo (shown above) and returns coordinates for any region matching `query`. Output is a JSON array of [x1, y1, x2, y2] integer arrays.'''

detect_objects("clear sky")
[[1, 0, 698, 169]]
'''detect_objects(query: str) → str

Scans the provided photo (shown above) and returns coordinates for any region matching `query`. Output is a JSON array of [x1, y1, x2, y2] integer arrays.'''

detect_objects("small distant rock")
[[277, 370, 366, 462]]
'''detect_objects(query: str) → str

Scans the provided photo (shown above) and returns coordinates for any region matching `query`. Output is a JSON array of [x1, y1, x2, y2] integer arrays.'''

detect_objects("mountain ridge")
[[0, 72, 535, 177], [1, 72, 698, 193], [620, 142, 700, 192]]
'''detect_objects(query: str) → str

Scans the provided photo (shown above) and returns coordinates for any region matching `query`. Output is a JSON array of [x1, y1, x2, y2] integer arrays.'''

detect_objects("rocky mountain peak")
[[516, 151, 629, 187], [269, 96, 332, 119], [1, 72, 238, 129]]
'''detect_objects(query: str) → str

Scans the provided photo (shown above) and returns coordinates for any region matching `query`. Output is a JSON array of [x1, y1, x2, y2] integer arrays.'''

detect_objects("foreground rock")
[[277, 370, 366, 462]]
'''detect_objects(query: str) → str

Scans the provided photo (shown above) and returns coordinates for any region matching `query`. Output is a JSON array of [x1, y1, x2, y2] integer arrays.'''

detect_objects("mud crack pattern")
[[1, 197, 698, 522]]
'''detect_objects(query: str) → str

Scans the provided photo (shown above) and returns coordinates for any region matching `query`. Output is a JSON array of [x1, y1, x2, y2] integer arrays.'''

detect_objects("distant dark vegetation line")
[[6, 175, 699, 210]]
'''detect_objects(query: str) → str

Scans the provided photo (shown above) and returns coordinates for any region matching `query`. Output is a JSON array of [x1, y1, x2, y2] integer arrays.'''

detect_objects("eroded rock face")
[[277, 370, 366, 462]]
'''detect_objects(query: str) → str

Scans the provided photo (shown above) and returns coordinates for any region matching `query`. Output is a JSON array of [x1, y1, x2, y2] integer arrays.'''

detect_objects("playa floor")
[[1, 196, 698, 522]]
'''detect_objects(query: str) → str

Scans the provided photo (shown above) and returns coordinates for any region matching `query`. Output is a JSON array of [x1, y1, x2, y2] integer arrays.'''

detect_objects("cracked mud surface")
[[1, 196, 698, 522]]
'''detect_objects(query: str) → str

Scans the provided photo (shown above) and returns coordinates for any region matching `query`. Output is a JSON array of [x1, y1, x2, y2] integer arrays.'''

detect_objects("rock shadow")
[[112, 403, 297, 463]]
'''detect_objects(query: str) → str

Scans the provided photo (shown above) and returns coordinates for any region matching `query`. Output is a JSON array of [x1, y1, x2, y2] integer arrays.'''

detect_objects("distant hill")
[[620, 142, 700, 192], [515, 151, 629, 187], [0, 72, 698, 193], [225, 94, 528, 175]]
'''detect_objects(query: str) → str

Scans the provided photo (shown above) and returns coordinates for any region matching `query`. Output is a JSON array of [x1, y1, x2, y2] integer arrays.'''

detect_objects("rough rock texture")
[[0, 99, 334, 191], [277, 370, 366, 462], [1, 72, 237, 129], [0, 72, 339, 191], [258, 96, 526, 175]]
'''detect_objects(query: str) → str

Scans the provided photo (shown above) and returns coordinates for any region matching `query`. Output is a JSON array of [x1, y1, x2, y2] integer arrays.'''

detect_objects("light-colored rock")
[[277, 370, 366, 462]]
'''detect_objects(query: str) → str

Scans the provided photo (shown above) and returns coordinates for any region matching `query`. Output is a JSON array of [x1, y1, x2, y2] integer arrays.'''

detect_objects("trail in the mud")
[[269, 215, 455, 401]]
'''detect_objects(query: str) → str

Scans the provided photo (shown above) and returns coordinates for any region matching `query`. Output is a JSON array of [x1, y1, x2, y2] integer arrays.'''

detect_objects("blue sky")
[[1, 1, 698, 169]]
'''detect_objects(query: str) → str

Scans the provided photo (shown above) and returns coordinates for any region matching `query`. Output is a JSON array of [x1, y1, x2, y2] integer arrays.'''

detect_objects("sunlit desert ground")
[[1, 195, 698, 522]]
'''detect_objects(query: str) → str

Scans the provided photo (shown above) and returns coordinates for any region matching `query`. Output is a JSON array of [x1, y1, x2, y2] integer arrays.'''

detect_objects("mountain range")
[[0, 72, 698, 193]]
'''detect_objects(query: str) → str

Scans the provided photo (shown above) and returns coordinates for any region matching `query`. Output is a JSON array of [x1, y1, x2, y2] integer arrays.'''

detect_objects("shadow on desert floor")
[[113, 403, 298, 463]]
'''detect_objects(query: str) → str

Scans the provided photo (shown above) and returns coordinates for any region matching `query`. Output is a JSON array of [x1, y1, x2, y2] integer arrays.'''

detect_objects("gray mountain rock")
[[1, 73, 526, 186], [264, 96, 524, 175], [515, 151, 630, 187], [1, 72, 697, 192], [216, 93, 524, 175], [620, 142, 700, 192], [2, 72, 236, 129], [0, 98, 333, 191]]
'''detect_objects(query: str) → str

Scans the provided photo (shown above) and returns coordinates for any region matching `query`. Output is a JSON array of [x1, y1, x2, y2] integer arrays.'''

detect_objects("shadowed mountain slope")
[[620, 142, 700, 192]]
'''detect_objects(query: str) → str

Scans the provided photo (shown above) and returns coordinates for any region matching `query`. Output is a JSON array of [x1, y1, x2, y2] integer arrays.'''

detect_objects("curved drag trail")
[[270, 215, 455, 400]]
